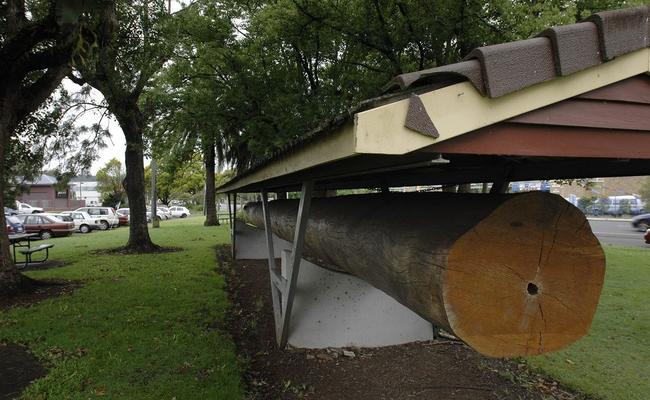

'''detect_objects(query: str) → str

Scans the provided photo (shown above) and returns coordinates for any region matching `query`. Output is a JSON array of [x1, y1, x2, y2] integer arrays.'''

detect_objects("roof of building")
[[69, 175, 97, 183], [25, 174, 58, 186], [218, 5, 650, 193], [383, 6, 649, 97]]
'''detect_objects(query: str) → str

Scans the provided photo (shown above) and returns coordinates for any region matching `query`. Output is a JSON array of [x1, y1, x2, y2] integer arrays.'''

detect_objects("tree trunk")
[[0, 121, 32, 296], [120, 112, 158, 252], [203, 141, 219, 226], [243, 192, 605, 358]]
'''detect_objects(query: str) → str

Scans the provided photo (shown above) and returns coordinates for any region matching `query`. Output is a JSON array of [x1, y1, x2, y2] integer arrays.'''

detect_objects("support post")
[[260, 182, 314, 348], [230, 192, 237, 259], [279, 181, 314, 348]]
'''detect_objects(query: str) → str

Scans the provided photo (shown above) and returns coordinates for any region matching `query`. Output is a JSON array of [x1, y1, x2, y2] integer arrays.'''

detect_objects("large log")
[[243, 192, 605, 358]]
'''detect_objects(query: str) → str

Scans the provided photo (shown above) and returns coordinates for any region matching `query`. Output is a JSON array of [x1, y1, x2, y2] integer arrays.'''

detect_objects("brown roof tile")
[[382, 60, 485, 95], [537, 23, 601, 76], [586, 6, 650, 60], [386, 5, 650, 98], [464, 37, 556, 98]]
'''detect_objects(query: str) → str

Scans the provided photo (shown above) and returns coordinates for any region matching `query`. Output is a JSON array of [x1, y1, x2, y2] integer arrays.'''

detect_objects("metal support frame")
[[228, 192, 237, 259], [261, 181, 314, 348]]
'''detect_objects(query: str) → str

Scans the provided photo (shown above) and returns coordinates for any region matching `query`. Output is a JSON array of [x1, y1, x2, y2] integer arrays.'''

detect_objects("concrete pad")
[[234, 220, 434, 348]]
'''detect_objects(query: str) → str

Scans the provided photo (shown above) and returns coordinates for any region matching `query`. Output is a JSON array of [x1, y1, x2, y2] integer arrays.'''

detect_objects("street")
[[588, 219, 649, 248]]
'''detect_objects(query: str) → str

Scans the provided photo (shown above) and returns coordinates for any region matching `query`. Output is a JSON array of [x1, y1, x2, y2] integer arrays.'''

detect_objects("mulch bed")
[[92, 246, 182, 255], [0, 342, 47, 400], [0, 279, 80, 311], [1, 278, 80, 400], [216, 246, 590, 400]]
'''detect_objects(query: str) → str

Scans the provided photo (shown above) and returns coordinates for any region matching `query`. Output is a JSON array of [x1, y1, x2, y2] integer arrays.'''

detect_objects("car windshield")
[[6, 216, 20, 224]]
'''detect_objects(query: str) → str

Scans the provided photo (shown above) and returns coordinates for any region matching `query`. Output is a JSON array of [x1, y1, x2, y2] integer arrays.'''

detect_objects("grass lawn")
[[527, 245, 650, 400], [0, 217, 242, 399]]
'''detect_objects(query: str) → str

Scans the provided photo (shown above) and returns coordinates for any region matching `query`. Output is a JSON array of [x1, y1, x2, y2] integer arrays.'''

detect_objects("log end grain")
[[443, 192, 605, 358]]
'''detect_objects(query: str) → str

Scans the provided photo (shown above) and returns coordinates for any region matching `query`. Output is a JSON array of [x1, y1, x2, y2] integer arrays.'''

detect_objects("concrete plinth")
[[234, 220, 434, 348]]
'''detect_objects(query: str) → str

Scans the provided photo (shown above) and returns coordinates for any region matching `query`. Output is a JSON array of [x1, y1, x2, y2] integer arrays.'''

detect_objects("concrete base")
[[234, 220, 434, 348]]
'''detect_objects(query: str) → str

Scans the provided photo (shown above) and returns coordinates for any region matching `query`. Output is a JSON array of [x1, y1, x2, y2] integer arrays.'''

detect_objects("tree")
[[1, 1, 101, 295], [96, 158, 126, 207], [72, 1, 176, 251]]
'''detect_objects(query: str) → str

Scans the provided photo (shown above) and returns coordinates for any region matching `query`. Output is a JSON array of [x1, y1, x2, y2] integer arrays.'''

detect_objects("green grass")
[[527, 245, 650, 400], [0, 217, 242, 399]]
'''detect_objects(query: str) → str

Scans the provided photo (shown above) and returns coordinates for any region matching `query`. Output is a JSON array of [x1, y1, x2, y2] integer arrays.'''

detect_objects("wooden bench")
[[18, 244, 54, 268]]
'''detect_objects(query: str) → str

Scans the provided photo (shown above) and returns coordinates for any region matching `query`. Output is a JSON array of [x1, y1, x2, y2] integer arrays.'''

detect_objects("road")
[[588, 219, 649, 248]]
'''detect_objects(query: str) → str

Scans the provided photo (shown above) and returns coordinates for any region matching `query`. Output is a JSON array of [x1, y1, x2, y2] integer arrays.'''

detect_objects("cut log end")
[[443, 192, 605, 358]]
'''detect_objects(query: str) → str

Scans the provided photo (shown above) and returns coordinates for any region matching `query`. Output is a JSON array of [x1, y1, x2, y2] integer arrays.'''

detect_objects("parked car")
[[115, 209, 130, 226], [631, 213, 650, 231], [4, 207, 17, 215], [15, 201, 43, 214], [146, 208, 166, 221], [74, 207, 119, 230], [645, 229, 650, 244], [61, 211, 101, 233], [157, 206, 172, 220], [5, 215, 25, 234], [17, 214, 75, 239], [169, 206, 191, 218]]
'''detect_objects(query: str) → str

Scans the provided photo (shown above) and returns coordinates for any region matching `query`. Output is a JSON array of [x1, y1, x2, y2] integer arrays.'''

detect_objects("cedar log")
[[243, 192, 605, 358]]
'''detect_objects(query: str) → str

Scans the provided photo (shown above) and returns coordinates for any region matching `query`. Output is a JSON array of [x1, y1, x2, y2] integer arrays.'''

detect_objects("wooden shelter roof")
[[218, 6, 650, 194]]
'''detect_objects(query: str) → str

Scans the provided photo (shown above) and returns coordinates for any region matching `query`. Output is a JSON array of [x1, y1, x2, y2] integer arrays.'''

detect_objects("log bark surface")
[[243, 192, 605, 358]]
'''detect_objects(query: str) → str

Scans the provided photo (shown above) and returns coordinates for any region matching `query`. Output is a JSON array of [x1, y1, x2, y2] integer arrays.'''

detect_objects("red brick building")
[[18, 175, 85, 211]]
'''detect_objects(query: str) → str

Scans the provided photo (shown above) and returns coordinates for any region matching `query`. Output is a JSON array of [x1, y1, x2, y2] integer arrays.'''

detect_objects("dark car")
[[645, 229, 650, 244], [5, 215, 25, 234], [631, 213, 650, 231], [17, 214, 75, 239]]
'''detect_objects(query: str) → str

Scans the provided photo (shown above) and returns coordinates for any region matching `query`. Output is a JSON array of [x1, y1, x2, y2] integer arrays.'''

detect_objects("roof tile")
[[464, 37, 556, 98], [586, 5, 650, 60], [383, 60, 485, 95], [537, 22, 602, 76]]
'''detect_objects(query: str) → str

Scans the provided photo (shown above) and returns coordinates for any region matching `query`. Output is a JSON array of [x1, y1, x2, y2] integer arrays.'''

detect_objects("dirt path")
[[217, 246, 591, 400]]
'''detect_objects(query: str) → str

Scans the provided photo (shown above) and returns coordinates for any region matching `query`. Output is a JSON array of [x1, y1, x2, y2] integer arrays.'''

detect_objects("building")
[[69, 175, 102, 206], [18, 175, 85, 211]]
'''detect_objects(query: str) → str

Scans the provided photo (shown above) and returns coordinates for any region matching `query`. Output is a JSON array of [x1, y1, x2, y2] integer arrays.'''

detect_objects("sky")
[[61, 78, 127, 174]]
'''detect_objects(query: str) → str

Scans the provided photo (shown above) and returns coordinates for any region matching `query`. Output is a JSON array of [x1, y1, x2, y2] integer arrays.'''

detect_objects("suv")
[[169, 206, 191, 218], [15, 202, 43, 214], [75, 207, 119, 230]]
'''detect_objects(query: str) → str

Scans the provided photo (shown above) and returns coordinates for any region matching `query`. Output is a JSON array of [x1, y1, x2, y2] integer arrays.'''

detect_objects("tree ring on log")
[[444, 193, 605, 357]]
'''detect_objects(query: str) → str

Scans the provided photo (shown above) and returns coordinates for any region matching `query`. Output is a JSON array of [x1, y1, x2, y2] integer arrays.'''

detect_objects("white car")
[[146, 208, 166, 221], [15, 201, 43, 214], [157, 206, 172, 220], [169, 206, 191, 218], [74, 207, 119, 230], [61, 211, 101, 233]]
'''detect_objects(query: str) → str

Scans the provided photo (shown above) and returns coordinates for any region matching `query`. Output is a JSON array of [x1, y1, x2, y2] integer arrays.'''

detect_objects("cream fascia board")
[[217, 121, 357, 193], [354, 48, 650, 155]]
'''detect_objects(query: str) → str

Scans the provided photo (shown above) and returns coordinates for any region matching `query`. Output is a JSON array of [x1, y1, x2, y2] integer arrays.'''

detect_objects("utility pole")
[[151, 159, 159, 228]]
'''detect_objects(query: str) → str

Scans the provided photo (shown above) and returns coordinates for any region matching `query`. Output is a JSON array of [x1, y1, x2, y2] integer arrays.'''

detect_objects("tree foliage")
[[96, 158, 126, 207]]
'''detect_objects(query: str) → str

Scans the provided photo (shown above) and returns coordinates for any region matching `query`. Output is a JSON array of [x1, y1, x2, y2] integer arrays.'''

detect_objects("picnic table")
[[7, 233, 51, 268]]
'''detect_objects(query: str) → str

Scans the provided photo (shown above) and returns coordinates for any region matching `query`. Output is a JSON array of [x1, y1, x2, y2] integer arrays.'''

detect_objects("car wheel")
[[40, 230, 53, 240], [99, 220, 109, 231], [181, 213, 187, 218], [80, 224, 90, 234]]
